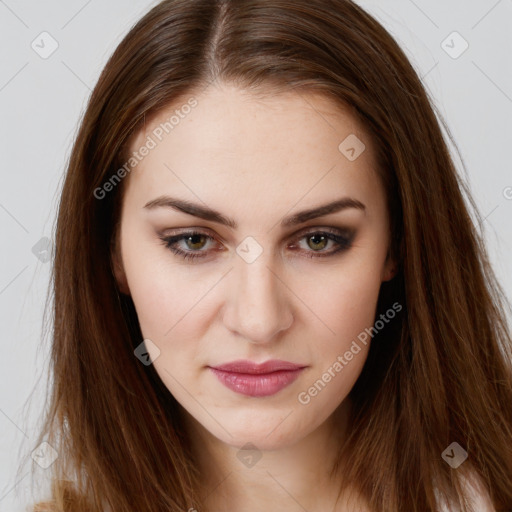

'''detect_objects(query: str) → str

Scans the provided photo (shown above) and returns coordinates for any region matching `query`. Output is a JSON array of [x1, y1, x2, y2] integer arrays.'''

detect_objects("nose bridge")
[[224, 244, 293, 343]]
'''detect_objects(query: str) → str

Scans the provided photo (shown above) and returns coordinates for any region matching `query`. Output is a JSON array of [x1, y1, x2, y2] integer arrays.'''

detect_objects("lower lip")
[[208, 367, 304, 397]]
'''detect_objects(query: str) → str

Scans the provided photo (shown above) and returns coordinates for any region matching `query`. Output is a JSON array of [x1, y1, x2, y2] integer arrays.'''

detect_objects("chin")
[[203, 408, 313, 452]]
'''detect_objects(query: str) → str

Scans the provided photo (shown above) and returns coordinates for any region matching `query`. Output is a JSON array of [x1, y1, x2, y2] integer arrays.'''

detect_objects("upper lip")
[[209, 359, 306, 374]]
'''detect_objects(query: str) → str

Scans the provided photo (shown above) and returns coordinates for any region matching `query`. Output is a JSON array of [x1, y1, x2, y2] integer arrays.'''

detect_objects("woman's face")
[[113, 81, 395, 451]]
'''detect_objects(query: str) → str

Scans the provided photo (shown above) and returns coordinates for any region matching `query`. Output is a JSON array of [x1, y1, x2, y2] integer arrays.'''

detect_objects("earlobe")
[[112, 257, 130, 295], [382, 254, 398, 282], [110, 236, 130, 296], [383, 264, 397, 282]]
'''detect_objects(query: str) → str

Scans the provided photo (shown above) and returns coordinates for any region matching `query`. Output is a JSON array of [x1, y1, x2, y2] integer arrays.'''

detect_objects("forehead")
[[123, 82, 381, 215]]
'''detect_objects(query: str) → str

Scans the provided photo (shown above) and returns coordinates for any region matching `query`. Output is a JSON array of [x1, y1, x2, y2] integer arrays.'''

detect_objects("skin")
[[113, 81, 396, 511]]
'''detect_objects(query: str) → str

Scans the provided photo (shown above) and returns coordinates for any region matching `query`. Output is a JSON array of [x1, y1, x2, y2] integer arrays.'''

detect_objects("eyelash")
[[158, 228, 354, 262]]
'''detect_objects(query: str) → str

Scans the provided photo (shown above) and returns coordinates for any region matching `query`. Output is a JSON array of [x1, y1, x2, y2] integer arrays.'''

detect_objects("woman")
[[28, 0, 512, 510]]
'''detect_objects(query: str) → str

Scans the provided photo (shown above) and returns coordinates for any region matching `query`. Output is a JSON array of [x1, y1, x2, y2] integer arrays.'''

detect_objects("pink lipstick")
[[208, 360, 306, 397]]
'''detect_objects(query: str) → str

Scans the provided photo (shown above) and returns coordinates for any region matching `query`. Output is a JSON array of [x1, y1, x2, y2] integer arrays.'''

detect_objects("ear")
[[382, 263, 397, 282], [381, 249, 398, 282], [110, 228, 130, 296]]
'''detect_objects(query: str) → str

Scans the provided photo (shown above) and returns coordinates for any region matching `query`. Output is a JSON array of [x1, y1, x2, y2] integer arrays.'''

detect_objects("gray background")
[[1, 1, 511, 510]]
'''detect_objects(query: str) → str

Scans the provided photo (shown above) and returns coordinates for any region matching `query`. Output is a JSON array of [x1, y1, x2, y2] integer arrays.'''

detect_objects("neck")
[[180, 399, 361, 512]]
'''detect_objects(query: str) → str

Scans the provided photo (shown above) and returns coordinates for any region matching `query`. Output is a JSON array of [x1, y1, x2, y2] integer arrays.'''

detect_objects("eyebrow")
[[143, 195, 366, 228]]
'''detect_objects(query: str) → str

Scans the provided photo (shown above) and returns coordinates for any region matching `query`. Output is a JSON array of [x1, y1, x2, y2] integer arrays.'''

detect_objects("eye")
[[158, 228, 354, 262], [159, 231, 216, 261], [290, 230, 353, 258]]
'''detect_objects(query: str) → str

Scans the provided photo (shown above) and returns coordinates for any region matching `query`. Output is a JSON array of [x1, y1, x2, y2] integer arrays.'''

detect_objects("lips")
[[211, 359, 305, 374], [208, 359, 306, 397]]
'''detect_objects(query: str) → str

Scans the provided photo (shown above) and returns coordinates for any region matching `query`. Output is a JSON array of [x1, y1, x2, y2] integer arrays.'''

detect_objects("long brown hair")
[[26, 0, 512, 510]]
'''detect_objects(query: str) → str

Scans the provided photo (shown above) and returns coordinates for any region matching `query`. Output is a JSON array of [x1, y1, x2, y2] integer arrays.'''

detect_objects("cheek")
[[124, 242, 384, 357], [294, 271, 380, 412], [124, 253, 213, 402], [299, 260, 384, 352], [121, 235, 207, 346]]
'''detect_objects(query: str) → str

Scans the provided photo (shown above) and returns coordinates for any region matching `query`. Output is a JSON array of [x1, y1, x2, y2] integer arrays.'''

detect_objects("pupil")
[[187, 234, 204, 249], [309, 234, 326, 250]]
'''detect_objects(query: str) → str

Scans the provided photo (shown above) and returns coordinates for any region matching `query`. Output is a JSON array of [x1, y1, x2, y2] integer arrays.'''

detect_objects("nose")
[[222, 251, 294, 344]]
